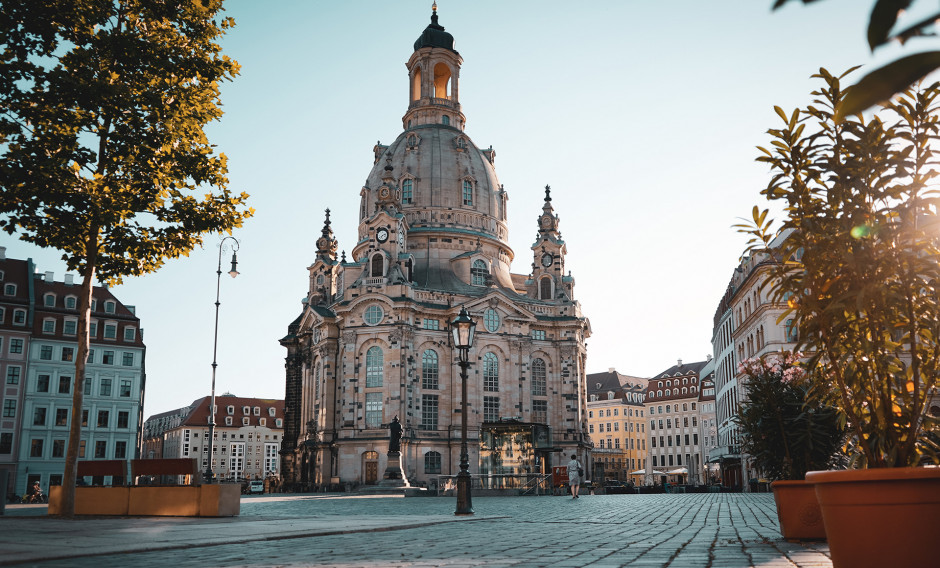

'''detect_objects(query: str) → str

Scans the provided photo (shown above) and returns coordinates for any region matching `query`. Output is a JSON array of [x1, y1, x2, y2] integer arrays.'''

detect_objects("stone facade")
[[644, 360, 708, 485], [586, 369, 648, 483], [280, 8, 590, 489]]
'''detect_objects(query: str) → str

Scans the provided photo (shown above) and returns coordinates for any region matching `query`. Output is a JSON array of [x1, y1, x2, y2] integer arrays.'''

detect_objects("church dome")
[[362, 123, 508, 247]]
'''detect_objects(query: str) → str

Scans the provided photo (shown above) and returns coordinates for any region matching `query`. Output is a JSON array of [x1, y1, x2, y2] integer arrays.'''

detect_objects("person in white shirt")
[[566, 454, 582, 499]]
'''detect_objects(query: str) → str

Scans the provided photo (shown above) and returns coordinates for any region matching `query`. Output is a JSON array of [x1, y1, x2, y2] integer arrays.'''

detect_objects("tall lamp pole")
[[450, 306, 476, 516], [205, 236, 240, 483]]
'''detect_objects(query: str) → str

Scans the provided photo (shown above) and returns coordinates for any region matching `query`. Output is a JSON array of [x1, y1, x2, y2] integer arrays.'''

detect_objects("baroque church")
[[280, 6, 591, 488]]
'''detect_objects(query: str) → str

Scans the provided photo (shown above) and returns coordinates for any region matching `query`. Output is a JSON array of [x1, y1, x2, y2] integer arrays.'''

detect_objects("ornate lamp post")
[[450, 306, 476, 515], [205, 236, 240, 483]]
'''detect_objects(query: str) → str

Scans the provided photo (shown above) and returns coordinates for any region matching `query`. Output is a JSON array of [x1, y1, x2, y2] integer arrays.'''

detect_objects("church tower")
[[281, 5, 591, 490]]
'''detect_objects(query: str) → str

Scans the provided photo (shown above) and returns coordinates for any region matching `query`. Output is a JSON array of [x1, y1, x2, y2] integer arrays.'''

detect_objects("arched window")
[[785, 319, 798, 342], [401, 179, 413, 204], [433, 62, 451, 98], [539, 276, 553, 300], [371, 254, 384, 278], [412, 68, 422, 101], [471, 260, 487, 286], [531, 358, 546, 396], [422, 349, 439, 389], [462, 179, 473, 205], [366, 346, 383, 387], [315, 361, 322, 400], [483, 352, 498, 392], [442, 114, 450, 125], [424, 450, 442, 474]]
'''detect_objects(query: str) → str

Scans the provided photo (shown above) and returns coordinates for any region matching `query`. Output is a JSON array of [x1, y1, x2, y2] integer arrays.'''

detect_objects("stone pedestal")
[[379, 451, 409, 487]]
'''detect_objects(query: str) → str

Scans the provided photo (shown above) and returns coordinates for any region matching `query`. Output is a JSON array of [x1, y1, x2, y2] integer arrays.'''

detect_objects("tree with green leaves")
[[739, 68, 940, 468], [0, 0, 253, 516], [774, 0, 940, 118]]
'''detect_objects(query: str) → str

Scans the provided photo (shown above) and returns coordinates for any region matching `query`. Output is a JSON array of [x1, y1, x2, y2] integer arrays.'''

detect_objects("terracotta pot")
[[806, 467, 940, 568], [770, 479, 825, 540]]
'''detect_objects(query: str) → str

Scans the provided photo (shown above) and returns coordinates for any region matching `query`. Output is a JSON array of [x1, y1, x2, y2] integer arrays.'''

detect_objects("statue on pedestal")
[[388, 416, 403, 453]]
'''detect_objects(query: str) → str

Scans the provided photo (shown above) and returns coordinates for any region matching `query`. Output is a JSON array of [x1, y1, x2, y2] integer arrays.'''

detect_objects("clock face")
[[376, 228, 389, 243], [541, 253, 553, 268], [540, 215, 552, 229], [379, 187, 390, 199], [316, 237, 328, 250]]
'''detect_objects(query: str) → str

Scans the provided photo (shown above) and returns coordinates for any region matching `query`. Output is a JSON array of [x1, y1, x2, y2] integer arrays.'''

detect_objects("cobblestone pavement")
[[0, 493, 832, 568]]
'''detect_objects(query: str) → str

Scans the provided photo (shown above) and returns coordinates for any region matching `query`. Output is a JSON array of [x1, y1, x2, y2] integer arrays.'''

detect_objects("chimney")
[[677, 358, 683, 367], [608, 367, 615, 374], [706, 354, 713, 362], [64, 274, 74, 286], [0, 246, 5, 260], [44, 271, 54, 283]]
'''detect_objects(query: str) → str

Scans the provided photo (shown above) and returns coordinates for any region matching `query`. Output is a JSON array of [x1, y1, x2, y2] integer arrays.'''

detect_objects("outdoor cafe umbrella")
[[629, 470, 646, 475], [666, 468, 688, 475]]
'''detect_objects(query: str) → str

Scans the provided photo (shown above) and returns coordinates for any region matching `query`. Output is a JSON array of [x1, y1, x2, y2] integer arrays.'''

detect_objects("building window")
[[370, 254, 384, 278], [442, 114, 450, 126], [4, 283, 15, 296], [81, 410, 88, 427], [52, 439, 66, 458], [114, 440, 127, 459], [365, 346, 383, 387], [483, 352, 499, 391], [471, 259, 488, 286], [462, 179, 473, 205], [63, 319, 77, 335], [424, 451, 442, 474], [365, 392, 383, 428], [104, 323, 117, 339], [2, 400, 15, 417], [30, 439, 44, 457], [483, 309, 500, 332], [97, 410, 109, 428], [103, 350, 114, 365], [122, 352, 134, 366], [531, 329, 546, 340], [225, 416, 233, 426], [421, 394, 438, 430], [58, 376, 71, 394], [40, 346, 53, 360], [422, 318, 440, 330], [12, 310, 26, 326], [0, 432, 10, 454], [483, 396, 499, 422], [533, 399, 547, 423], [65, 296, 77, 309], [364, 304, 384, 326], [119, 379, 131, 397], [6, 366, 20, 384], [44, 293, 56, 307], [99, 378, 112, 397], [401, 179, 413, 204], [422, 349, 439, 389], [104, 300, 116, 313], [33, 407, 47, 426], [55, 408, 68, 426], [89, 322, 97, 337], [123, 327, 136, 341], [95, 440, 107, 458], [539, 277, 553, 300], [531, 358, 547, 396], [785, 319, 798, 342], [61, 347, 74, 362], [42, 319, 56, 334]]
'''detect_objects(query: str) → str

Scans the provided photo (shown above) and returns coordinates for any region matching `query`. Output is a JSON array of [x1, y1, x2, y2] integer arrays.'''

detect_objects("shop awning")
[[666, 468, 688, 475]]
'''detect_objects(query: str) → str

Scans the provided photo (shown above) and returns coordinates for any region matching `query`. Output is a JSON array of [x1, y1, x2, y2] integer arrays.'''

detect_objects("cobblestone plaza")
[[1, 493, 833, 567]]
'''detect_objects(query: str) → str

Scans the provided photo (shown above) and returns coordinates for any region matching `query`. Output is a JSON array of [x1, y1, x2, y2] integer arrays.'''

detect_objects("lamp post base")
[[455, 471, 473, 516]]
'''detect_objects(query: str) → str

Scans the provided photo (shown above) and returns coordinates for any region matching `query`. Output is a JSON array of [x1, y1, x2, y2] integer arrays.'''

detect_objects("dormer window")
[[242, 417, 250, 426], [471, 259, 488, 286], [225, 416, 233, 426], [4, 283, 15, 296], [65, 296, 77, 309], [253, 407, 260, 416], [268, 407, 276, 417], [242, 406, 250, 415], [227, 405, 235, 415], [104, 300, 115, 313], [607, 391, 614, 400], [44, 293, 56, 307]]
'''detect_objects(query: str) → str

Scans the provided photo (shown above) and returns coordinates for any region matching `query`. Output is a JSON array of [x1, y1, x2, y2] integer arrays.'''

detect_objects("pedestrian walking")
[[566, 454, 583, 499]]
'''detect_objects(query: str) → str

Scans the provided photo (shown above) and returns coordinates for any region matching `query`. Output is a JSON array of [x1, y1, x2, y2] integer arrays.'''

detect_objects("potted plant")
[[741, 68, 940, 567], [735, 351, 846, 540]]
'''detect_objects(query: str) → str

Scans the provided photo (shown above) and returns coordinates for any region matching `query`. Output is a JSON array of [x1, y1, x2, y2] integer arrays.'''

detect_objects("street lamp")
[[205, 236, 240, 483], [450, 306, 476, 516]]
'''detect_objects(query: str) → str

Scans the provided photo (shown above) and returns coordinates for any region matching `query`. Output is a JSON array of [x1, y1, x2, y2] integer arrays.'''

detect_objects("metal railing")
[[431, 473, 553, 495]]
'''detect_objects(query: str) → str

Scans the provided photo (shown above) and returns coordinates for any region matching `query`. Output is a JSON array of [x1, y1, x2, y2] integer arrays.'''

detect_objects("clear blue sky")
[[3, 1, 925, 416]]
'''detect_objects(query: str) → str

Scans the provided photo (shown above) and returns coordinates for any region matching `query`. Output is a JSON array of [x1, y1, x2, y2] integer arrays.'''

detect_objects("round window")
[[483, 308, 500, 332], [364, 305, 384, 326]]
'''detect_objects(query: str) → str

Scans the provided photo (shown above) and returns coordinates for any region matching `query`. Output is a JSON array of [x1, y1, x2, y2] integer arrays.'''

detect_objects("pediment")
[[462, 291, 538, 324]]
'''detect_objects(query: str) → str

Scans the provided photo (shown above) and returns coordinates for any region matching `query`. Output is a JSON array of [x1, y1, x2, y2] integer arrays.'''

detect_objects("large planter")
[[769, 480, 825, 540], [806, 468, 940, 568]]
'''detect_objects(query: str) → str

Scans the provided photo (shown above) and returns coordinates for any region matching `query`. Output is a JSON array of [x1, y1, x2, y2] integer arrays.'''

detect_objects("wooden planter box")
[[48, 483, 240, 517]]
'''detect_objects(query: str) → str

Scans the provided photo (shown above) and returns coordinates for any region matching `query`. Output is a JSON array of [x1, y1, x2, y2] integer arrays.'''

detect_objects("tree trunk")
[[58, 233, 98, 517]]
